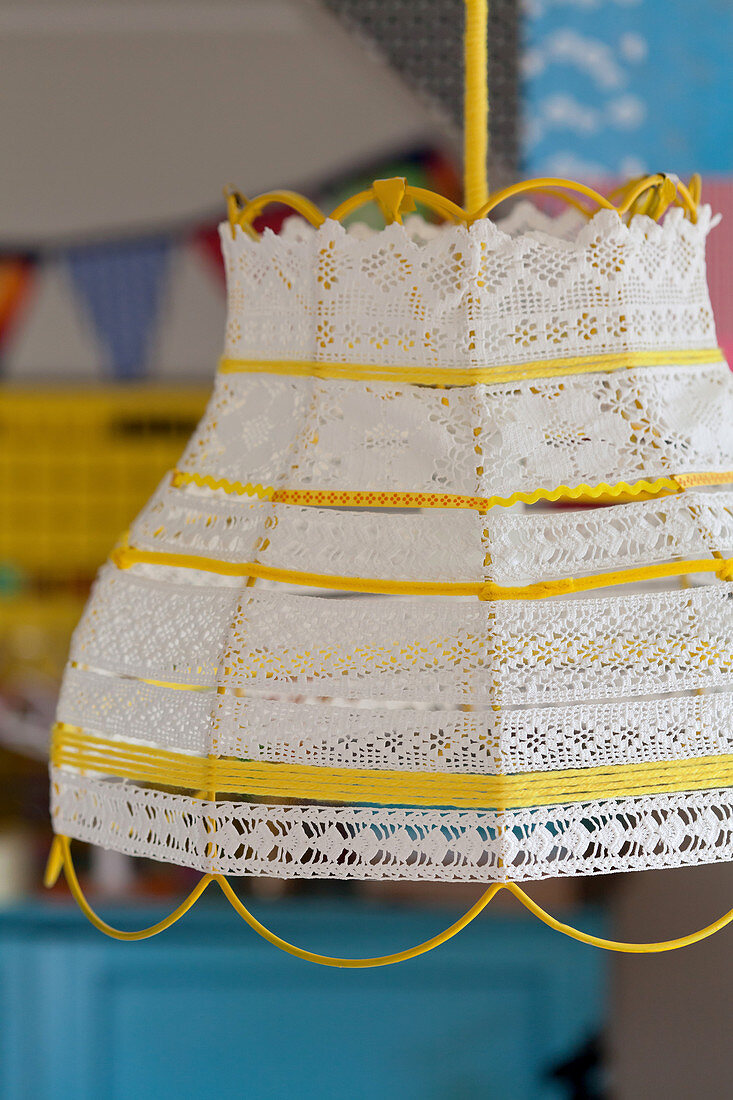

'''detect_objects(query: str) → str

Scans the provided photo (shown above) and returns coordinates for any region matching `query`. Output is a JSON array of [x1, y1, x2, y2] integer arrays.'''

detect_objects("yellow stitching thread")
[[675, 471, 733, 488], [171, 471, 709, 509], [217, 348, 723, 387], [52, 725, 733, 809], [112, 544, 733, 598]]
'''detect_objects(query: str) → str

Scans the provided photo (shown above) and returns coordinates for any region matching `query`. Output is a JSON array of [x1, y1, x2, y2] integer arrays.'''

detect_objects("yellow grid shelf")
[[0, 386, 209, 580]]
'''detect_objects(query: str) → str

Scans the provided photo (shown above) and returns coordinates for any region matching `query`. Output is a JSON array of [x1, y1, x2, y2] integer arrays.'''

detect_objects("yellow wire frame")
[[227, 173, 701, 238], [224, 1, 698, 232], [45, 836, 733, 961]]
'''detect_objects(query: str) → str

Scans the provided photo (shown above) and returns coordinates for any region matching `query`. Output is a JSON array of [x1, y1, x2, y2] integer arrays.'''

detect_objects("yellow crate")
[[0, 386, 209, 580]]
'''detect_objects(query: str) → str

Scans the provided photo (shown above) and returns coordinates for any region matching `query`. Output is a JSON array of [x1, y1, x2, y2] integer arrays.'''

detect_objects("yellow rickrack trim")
[[217, 347, 723, 387], [51, 725, 733, 810], [171, 470, 718, 510], [112, 543, 733, 599], [45, 835, 733, 957], [172, 470, 276, 500]]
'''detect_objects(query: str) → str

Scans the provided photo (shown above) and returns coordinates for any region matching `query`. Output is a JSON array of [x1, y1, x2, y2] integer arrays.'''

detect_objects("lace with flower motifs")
[[51, 201, 733, 883], [178, 365, 732, 500], [131, 483, 733, 586], [69, 567, 733, 705], [58, 664, 733, 775], [220, 206, 719, 368]]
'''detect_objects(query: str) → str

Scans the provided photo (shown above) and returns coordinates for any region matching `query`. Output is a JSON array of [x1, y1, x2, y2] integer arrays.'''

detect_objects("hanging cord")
[[464, 0, 489, 212], [46, 836, 733, 963]]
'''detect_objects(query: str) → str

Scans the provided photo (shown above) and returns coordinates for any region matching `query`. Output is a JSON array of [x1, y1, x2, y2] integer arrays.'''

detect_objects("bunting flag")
[[0, 257, 35, 360], [2, 147, 463, 382], [66, 236, 172, 380]]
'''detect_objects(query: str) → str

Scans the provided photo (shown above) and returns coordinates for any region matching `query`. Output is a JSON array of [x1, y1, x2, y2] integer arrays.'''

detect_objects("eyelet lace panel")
[[131, 484, 733, 586], [220, 207, 719, 369], [68, 568, 733, 705], [51, 771, 733, 882], [57, 666, 733, 775], [177, 365, 733, 500]]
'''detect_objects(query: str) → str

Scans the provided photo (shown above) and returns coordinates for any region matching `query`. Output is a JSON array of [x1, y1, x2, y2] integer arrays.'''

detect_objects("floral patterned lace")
[[132, 484, 733, 586], [221, 205, 719, 368]]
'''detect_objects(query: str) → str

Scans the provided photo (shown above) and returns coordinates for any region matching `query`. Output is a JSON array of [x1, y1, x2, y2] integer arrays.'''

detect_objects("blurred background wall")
[[523, 6, 733, 1097]]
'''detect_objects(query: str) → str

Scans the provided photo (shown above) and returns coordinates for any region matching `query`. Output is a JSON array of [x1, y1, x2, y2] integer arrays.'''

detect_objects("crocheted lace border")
[[51, 769, 733, 882]]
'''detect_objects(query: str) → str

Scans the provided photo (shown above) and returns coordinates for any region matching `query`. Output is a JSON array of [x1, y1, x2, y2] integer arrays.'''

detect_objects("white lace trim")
[[132, 484, 733, 586], [277, 204, 590, 246], [57, 666, 733, 774], [179, 365, 733, 499], [51, 770, 733, 882], [69, 569, 733, 705], [220, 206, 719, 370]]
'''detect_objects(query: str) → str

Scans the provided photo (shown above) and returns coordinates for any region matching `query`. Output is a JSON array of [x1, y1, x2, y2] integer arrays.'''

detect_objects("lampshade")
[[44, 1, 733, 963]]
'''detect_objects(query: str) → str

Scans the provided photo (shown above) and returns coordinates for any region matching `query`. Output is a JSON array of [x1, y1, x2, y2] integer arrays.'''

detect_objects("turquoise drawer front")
[[0, 900, 607, 1100]]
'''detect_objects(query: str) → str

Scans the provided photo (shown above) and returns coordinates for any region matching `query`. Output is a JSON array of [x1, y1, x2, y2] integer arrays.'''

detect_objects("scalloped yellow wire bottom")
[[45, 836, 733, 965]]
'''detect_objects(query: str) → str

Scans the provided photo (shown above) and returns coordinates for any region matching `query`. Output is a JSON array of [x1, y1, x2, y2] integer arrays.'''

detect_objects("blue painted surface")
[[0, 898, 607, 1100], [524, 0, 733, 177]]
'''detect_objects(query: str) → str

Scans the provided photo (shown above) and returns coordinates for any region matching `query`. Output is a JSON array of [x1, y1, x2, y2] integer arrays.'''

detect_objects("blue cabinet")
[[0, 899, 607, 1100]]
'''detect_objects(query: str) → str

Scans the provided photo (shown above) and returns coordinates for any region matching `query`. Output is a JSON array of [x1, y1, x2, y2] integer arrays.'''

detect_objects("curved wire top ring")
[[226, 172, 701, 238]]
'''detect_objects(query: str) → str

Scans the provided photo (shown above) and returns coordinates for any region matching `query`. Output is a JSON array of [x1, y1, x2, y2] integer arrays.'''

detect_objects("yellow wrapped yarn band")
[[218, 348, 723, 387], [51, 725, 733, 810]]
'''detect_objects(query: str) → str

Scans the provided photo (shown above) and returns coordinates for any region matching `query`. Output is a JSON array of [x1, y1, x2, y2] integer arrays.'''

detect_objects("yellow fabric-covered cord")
[[112, 543, 733, 598], [45, 836, 733, 960], [463, 0, 489, 211]]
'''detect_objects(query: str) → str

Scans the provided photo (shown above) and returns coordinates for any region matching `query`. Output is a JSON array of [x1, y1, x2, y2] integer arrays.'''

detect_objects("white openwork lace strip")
[[57, 666, 733, 775], [179, 365, 733, 499], [69, 568, 733, 705], [132, 484, 733, 586], [51, 770, 733, 882], [220, 206, 718, 370]]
